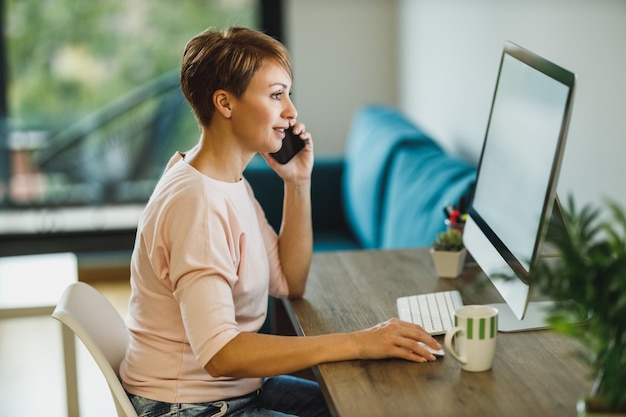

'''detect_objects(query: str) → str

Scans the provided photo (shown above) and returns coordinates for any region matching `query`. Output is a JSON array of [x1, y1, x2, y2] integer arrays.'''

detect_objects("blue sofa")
[[245, 104, 476, 251]]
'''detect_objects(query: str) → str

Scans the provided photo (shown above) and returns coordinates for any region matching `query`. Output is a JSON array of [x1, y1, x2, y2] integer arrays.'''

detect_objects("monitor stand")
[[487, 199, 567, 333], [489, 301, 554, 332]]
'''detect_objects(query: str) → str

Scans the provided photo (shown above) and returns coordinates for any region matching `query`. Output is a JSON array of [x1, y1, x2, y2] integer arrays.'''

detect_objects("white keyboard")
[[396, 290, 464, 335]]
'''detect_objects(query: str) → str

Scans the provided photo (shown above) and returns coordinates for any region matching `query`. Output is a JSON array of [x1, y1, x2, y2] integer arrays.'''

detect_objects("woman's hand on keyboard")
[[353, 318, 441, 362]]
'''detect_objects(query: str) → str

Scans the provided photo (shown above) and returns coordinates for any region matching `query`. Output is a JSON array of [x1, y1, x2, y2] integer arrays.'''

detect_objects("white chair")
[[52, 281, 138, 417]]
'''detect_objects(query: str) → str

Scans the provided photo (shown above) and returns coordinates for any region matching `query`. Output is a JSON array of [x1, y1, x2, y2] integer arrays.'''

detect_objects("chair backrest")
[[52, 282, 138, 417]]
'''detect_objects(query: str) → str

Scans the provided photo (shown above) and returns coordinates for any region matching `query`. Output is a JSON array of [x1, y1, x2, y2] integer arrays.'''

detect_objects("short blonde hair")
[[180, 27, 293, 127]]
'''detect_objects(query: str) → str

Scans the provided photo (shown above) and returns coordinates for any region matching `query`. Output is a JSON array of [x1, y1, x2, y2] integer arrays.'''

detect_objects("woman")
[[121, 26, 441, 417]]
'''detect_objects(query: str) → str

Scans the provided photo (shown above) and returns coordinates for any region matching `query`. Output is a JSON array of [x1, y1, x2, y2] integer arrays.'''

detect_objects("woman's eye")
[[272, 91, 284, 100]]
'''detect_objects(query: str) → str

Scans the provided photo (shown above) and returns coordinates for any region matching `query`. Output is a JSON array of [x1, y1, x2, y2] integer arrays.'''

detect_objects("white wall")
[[285, 0, 399, 155], [398, 0, 626, 209], [287, 0, 626, 209]]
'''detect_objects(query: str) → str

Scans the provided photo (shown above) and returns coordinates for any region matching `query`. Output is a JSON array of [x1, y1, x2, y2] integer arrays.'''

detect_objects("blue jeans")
[[127, 375, 331, 417]]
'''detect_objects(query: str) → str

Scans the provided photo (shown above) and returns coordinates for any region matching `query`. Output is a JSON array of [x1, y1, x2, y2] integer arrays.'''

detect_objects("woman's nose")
[[284, 97, 298, 121]]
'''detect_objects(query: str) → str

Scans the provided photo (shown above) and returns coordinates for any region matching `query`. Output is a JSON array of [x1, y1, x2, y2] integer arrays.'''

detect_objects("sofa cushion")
[[381, 142, 476, 248], [343, 105, 437, 248]]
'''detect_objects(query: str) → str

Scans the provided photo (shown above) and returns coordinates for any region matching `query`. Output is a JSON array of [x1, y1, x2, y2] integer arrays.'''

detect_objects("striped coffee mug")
[[444, 305, 498, 372]]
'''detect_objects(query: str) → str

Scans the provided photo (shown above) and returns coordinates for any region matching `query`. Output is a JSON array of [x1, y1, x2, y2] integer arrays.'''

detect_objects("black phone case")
[[270, 127, 305, 164]]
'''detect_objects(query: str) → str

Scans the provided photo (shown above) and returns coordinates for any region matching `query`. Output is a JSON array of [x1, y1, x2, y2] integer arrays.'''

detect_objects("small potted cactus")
[[430, 229, 466, 278]]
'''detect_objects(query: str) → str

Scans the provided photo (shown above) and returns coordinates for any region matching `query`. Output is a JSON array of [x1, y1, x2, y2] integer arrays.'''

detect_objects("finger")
[[390, 343, 431, 363], [298, 130, 312, 141], [395, 321, 442, 353], [394, 348, 429, 363], [399, 320, 440, 343], [394, 336, 437, 361], [303, 136, 312, 150], [292, 123, 306, 136]]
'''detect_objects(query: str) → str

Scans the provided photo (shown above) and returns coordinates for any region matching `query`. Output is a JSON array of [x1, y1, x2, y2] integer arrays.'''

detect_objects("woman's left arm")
[[261, 123, 313, 298]]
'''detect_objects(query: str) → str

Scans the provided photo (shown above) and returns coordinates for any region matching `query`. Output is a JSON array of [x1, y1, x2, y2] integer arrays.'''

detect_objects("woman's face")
[[229, 60, 298, 154]]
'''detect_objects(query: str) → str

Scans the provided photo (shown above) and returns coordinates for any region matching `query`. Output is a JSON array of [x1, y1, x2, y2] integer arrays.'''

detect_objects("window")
[[0, 0, 281, 255]]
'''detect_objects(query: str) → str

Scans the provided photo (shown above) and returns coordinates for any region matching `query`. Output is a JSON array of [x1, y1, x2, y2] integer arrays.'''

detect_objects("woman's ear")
[[213, 90, 233, 119]]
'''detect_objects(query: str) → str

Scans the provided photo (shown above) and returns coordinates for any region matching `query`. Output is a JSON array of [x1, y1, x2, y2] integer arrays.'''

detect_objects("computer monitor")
[[463, 41, 576, 332]]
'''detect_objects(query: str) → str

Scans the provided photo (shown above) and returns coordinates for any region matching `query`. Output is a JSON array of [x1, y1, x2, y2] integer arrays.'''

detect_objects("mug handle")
[[444, 326, 467, 365]]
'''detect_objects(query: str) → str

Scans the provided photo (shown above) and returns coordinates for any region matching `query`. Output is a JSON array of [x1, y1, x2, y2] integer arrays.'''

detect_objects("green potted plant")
[[532, 197, 626, 416], [430, 229, 466, 278]]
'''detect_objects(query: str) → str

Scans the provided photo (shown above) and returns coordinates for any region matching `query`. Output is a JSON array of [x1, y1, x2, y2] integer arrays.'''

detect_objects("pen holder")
[[445, 219, 464, 234]]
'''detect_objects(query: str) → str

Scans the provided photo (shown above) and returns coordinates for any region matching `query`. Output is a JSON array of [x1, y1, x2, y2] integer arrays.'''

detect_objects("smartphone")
[[270, 126, 306, 164]]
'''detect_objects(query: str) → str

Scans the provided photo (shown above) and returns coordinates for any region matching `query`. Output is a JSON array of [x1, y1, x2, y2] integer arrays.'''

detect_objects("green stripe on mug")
[[479, 318, 486, 340], [467, 317, 473, 339], [491, 316, 496, 338]]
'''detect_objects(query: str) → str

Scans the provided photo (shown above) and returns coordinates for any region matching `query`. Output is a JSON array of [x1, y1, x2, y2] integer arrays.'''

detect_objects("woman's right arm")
[[205, 318, 441, 378]]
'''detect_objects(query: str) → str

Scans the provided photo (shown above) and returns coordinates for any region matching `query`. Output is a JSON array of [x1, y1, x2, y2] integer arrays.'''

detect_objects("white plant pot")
[[430, 248, 467, 278]]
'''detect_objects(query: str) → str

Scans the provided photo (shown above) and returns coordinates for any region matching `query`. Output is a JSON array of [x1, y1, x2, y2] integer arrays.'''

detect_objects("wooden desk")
[[283, 249, 592, 417]]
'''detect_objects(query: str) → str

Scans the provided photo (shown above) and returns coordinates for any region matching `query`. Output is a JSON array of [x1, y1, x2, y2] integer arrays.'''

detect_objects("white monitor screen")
[[464, 41, 576, 324], [472, 54, 570, 273]]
